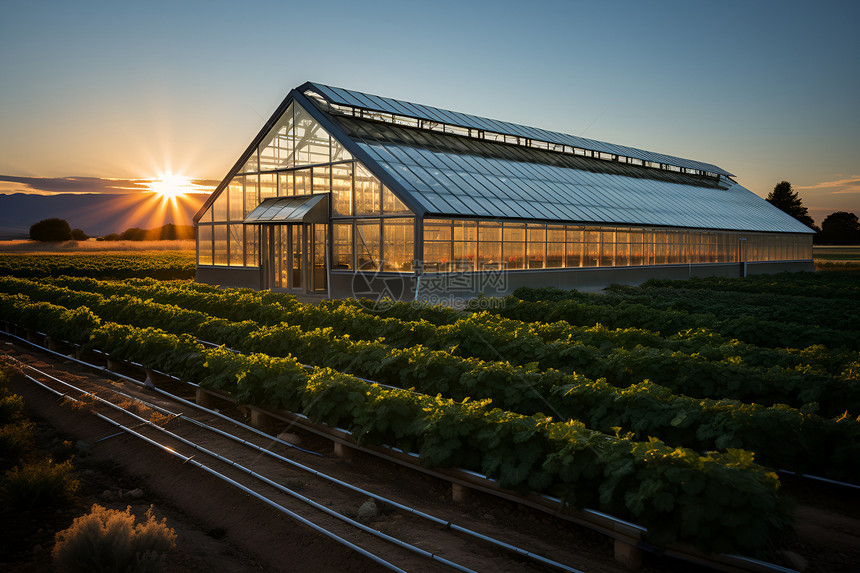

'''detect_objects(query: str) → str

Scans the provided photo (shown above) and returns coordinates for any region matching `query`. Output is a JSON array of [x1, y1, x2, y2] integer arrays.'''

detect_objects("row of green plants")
[[2, 286, 858, 482], [0, 253, 195, 280], [603, 284, 859, 333], [493, 288, 860, 351], [0, 299, 791, 555], [642, 271, 860, 301], [30, 276, 860, 417]]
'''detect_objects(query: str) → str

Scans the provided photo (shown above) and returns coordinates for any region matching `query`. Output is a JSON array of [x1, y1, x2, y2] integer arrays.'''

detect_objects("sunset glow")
[[147, 172, 192, 200]]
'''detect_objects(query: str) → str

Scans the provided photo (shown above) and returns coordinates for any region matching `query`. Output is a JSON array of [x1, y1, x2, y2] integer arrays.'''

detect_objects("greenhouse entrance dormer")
[[245, 195, 329, 294]]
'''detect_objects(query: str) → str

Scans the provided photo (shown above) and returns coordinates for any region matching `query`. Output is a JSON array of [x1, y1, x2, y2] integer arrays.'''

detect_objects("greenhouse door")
[[266, 224, 327, 293]]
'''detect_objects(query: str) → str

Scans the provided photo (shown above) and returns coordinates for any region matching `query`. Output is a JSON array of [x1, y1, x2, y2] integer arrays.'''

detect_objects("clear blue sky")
[[1, 0, 858, 225]]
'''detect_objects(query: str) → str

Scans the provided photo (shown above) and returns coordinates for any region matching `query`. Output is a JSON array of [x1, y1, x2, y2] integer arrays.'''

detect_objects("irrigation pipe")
[[6, 348, 585, 573], [10, 359, 479, 573], [12, 366, 407, 573]]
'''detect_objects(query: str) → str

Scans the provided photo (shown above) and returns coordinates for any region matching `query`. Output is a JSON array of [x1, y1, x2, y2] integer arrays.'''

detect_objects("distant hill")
[[0, 192, 208, 239]]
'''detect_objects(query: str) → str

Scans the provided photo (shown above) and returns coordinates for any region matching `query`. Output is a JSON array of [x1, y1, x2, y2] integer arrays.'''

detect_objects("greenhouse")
[[194, 82, 814, 301]]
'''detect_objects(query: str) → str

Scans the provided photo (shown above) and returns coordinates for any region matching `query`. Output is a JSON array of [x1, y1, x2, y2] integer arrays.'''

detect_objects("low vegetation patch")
[[52, 504, 177, 573]]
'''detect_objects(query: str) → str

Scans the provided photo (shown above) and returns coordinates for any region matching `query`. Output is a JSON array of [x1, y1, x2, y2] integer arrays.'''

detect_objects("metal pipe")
[[6, 338, 585, 573], [15, 369, 406, 573], [13, 360, 477, 573]]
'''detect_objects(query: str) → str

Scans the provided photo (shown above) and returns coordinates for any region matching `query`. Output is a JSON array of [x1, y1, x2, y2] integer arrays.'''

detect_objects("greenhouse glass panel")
[[258, 103, 294, 170], [332, 163, 353, 216], [213, 225, 228, 266], [278, 171, 294, 197], [332, 222, 353, 270], [245, 225, 258, 267], [294, 103, 331, 166], [198, 225, 213, 265], [356, 219, 380, 271], [478, 221, 502, 270], [229, 224, 244, 266], [382, 218, 414, 272], [355, 163, 381, 215], [228, 177, 244, 221], [294, 169, 311, 196], [260, 173, 276, 202], [244, 174, 259, 218], [313, 166, 330, 194]]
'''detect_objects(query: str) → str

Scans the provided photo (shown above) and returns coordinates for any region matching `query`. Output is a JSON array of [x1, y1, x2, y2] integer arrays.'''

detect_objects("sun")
[[148, 172, 192, 199]]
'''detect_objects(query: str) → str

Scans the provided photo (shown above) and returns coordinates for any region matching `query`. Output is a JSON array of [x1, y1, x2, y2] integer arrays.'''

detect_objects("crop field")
[[1, 255, 858, 561]]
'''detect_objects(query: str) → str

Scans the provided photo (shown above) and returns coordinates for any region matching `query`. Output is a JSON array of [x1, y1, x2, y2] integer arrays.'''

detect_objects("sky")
[[1, 0, 858, 227]]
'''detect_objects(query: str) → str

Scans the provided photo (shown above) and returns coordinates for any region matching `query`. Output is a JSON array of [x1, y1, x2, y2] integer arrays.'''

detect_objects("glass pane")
[[199, 204, 213, 223], [242, 151, 258, 174], [332, 163, 353, 216], [294, 103, 331, 167], [244, 174, 259, 217], [332, 222, 353, 270], [503, 223, 525, 270], [355, 163, 381, 214], [245, 225, 258, 267], [313, 165, 330, 194], [453, 220, 477, 271], [382, 218, 414, 272], [197, 225, 213, 265], [228, 177, 244, 221], [547, 225, 564, 268], [228, 224, 243, 266], [294, 169, 311, 196], [600, 229, 614, 266], [423, 219, 451, 273], [213, 225, 228, 265], [313, 224, 327, 291], [478, 221, 502, 270], [212, 191, 228, 222], [292, 225, 303, 288], [382, 186, 410, 214], [629, 229, 644, 265], [260, 173, 277, 202], [331, 136, 352, 162], [527, 224, 545, 269], [356, 220, 380, 271], [258, 103, 294, 171], [278, 171, 294, 197]]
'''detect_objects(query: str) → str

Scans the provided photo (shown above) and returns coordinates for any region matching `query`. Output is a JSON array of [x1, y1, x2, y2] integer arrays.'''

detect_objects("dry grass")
[[52, 504, 177, 573], [0, 239, 195, 254]]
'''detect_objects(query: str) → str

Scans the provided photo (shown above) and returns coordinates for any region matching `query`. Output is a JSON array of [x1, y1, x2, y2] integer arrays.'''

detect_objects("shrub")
[[0, 391, 25, 424], [2, 457, 78, 509], [0, 419, 36, 460], [29, 218, 72, 242], [52, 504, 177, 573]]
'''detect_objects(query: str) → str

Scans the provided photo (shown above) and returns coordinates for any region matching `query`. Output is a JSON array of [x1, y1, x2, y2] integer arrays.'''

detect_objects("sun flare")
[[148, 172, 192, 200]]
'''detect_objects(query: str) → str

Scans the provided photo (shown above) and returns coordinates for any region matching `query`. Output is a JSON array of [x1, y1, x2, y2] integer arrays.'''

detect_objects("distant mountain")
[[0, 192, 208, 239]]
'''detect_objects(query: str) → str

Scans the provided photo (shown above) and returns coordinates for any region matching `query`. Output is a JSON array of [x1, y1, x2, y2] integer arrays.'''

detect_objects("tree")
[[29, 218, 72, 242], [70, 228, 89, 241], [818, 211, 860, 245], [766, 181, 815, 228]]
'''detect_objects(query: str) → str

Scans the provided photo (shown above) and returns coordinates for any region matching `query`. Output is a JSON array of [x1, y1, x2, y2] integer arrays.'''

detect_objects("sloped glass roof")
[[331, 114, 812, 234], [305, 82, 733, 178]]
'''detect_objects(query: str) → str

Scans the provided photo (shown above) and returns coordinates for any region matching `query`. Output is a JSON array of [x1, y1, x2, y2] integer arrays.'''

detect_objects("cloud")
[[796, 175, 860, 195], [0, 175, 216, 196]]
